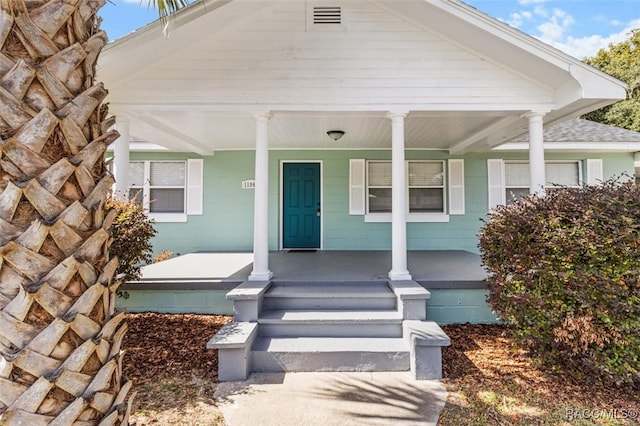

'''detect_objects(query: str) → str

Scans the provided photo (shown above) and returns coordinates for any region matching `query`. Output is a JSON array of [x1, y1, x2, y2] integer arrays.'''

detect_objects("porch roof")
[[497, 118, 640, 152], [98, 0, 626, 155]]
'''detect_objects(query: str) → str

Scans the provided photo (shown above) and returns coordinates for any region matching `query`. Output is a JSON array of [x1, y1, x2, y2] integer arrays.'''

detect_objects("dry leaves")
[[122, 312, 232, 384], [121, 314, 640, 425], [440, 324, 640, 425], [122, 313, 232, 426]]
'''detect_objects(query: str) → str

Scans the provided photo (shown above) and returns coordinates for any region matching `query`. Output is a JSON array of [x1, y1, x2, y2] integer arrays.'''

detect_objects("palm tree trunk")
[[0, 0, 132, 424]]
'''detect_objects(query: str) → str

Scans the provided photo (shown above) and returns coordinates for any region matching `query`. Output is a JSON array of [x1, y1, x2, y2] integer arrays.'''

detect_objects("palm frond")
[[146, 0, 191, 23]]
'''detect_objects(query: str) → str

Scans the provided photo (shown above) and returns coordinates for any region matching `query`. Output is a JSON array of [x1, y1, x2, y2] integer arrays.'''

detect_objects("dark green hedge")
[[479, 179, 640, 387]]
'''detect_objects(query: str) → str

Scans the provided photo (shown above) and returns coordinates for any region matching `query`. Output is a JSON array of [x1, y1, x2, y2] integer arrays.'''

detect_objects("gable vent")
[[313, 6, 341, 24]]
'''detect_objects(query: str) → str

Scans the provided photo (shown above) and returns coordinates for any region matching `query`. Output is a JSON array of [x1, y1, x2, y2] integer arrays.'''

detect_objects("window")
[[366, 160, 445, 214], [130, 161, 186, 213], [124, 159, 203, 222], [349, 158, 463, 221], [367, 161, 392, 213], [408, 161, 445, 213], [504, 161, 581, 204], [488, 159, 602, 210]]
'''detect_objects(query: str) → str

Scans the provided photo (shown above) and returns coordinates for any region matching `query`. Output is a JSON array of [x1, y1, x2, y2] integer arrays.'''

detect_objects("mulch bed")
[[121, 314, 640, 425], [440, 324, 640, 425], [122, 312, 232, 385]]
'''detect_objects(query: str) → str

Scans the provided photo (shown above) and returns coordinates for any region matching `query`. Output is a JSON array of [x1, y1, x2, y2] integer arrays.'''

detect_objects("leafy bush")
[[153, 250, 175, 263], [106, 196, 157, 282], [479, 178, 640, 387]]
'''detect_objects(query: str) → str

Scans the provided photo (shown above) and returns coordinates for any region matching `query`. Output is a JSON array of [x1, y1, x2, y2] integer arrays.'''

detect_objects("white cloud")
[[507, 12, 524, 28], [536, 8, 575, 42], [480, 0, 639, 59], [532, 4, 549, 18], [518, 0, 548, 5], [537, 19, 640, 59]]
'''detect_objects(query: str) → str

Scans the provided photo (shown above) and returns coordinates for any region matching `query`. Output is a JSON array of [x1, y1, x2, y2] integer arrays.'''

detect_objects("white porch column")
[[526, 112, 546, 195], [388, 112, 412, 281], [249, 113, 273, 281], [113, 118, 130, 200]]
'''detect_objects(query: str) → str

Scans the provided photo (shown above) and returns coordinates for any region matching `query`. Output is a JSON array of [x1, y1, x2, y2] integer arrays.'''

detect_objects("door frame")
[[279, 160, 324, 250]]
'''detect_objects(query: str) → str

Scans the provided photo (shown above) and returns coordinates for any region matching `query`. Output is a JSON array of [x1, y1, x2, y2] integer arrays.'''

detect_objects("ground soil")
[[122, 312, 232, 425], [122, 313, 640, 425]]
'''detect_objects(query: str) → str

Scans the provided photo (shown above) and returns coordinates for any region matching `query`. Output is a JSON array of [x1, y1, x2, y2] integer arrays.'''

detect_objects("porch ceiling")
[[116, 110, 530, 154]]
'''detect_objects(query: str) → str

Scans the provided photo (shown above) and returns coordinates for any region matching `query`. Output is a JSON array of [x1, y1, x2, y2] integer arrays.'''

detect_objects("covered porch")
[[118, 250, 493, 324], [128, 250, 486, 287], [99, 0, 626, 286]]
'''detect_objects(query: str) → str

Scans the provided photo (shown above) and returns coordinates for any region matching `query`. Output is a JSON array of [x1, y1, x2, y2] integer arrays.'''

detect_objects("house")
[[98, 0, 640, 380]]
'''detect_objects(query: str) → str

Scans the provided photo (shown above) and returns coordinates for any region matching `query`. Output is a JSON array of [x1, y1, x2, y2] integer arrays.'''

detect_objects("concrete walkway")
[[214, 372, 448, 426]]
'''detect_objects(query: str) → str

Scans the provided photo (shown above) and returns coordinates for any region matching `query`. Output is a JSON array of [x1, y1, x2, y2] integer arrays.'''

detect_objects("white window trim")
[[129, 160, 192, 223], [364, 160, 450, 223], [364, 213, 450, 223]]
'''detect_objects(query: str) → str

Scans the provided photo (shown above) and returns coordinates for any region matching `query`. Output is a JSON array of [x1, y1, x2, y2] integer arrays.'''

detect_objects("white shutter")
[[487, 159, 505, 209], [586, 159, 603, 185], [187, 158, 204, 215], [448, 159, 465, 215], [349, 159, 365, 215]]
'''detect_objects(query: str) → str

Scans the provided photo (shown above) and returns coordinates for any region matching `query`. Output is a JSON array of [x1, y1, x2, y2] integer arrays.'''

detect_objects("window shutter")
[[586, 159, 603, 185], [448, 159, 465, 215], [187, 159, 204, 215], [349, 159, 365, 215], [487, 159, 505, 209]]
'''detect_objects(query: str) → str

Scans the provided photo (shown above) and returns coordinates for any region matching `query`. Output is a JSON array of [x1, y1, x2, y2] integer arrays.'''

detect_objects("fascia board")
[[493, 142, 640, 152]]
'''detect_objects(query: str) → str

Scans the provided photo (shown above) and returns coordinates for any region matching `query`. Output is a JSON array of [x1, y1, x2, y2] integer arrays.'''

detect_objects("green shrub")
[[106, 196, 157, 282], [479, 178, 640, 387]]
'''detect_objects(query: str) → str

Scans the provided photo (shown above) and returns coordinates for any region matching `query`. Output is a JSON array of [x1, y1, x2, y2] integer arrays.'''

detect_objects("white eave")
[[98, 0, 628, 154], [415, 0, 627, 115]]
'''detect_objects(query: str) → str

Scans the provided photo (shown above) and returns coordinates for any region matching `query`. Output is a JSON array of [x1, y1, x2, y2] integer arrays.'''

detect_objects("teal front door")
[[283, 162, 321, 249]]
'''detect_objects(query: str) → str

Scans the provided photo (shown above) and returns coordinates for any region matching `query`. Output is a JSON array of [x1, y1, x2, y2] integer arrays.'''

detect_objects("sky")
[[99, 0, 640, 60]]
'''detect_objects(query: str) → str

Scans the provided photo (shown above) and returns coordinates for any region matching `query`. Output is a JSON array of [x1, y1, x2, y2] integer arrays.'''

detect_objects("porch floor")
[[135, 250, 486, 288]]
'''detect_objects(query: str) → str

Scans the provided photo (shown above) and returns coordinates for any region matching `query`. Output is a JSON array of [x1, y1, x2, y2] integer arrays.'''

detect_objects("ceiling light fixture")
[[327, 130, 345, 141]]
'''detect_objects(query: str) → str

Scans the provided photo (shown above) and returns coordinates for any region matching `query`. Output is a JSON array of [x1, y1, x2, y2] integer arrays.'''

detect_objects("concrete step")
[[251, 336, 410, 373], [263, 281, 396, 311], [258, 309, 404, 337]]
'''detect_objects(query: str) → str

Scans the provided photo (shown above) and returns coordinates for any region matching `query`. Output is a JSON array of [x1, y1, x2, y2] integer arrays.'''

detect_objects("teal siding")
[[426, 289, 498, 324], [128, 151, 635, 255], [116, 290, 234, 315], [115, 287, 497, 324]]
